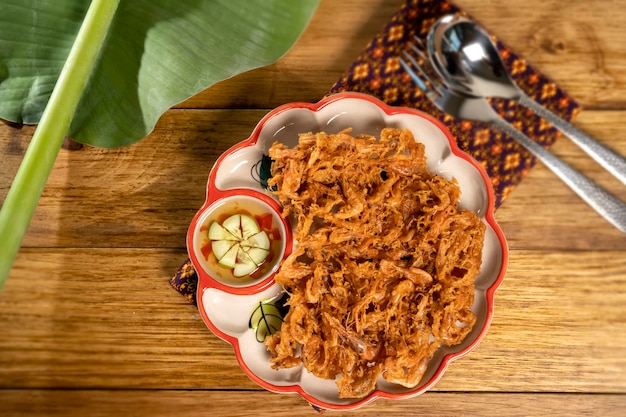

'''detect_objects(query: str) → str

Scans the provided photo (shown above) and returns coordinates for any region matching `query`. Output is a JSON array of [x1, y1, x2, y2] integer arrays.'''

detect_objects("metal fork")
[[400, 39, 626, 233]]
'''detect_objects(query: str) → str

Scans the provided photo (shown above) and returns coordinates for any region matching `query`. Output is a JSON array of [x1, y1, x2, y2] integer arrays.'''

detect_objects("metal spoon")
[[427, 14, 626, 186]]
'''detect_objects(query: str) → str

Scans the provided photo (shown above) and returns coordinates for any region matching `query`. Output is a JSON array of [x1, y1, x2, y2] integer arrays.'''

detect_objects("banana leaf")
[[0, 0, 320, 289]]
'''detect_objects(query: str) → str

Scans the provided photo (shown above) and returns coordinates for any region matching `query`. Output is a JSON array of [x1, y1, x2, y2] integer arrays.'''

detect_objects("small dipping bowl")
[[187, 190, 292, 295]]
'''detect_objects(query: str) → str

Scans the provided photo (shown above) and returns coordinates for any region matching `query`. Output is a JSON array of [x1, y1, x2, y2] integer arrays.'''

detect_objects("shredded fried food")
[[265, 128, 485, 398]]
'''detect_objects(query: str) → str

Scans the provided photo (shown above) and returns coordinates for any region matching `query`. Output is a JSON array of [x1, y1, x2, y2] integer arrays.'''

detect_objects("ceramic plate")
[[187, 92, 508, 411]]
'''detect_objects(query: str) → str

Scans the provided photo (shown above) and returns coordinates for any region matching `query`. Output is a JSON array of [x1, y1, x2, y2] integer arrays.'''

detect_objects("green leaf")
[[0, 0, 320, 147], [0, 0, 319, 289], [0, 0, 122, 289]]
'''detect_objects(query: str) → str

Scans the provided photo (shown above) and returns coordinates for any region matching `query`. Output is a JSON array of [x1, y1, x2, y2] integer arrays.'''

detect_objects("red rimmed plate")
[[187, 92, 508, 411]]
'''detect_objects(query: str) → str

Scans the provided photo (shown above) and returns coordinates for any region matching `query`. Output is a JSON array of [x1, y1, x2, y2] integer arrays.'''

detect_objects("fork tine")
[[399, 55, 428, 92], [407, 36, 441, 80], [406, 51, 444, 92], [410, 36, 429, 61], [401, 52, 443, 100]]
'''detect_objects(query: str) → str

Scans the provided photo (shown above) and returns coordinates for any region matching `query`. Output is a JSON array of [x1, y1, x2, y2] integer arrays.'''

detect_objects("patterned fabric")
[[170, 258, 198, 305], [170, 0, 580, 304]]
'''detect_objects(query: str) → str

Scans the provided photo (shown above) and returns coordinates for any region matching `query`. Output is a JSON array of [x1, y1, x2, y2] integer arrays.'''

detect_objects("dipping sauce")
[[196, 198, 284, 286]]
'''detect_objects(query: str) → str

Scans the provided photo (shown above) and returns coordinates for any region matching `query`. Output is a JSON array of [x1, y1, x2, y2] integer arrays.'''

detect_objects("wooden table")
[[1, 0, 625, 415]]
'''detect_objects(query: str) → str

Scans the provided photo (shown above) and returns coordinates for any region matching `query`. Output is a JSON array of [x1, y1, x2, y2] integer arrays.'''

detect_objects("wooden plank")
[[0, 110, 266, 249], [176, 0, 626, 110], [455, 0, 626, 109], [0, 390, 624, 417], [2, 110, 625, 251], [0, 249, 624, 392], [176, 0, 401, 109], [441, 249, 626, 392], [495, 110, 626, 249], [1, 0, 625, 415]]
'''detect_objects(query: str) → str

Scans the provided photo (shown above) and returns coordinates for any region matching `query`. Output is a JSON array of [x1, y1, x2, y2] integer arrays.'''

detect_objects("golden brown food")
[[265, 128, 485, 398]]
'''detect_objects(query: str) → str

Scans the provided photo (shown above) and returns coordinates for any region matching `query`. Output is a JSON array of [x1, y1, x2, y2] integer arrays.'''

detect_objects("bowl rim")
[[187, 91, 509, 411]]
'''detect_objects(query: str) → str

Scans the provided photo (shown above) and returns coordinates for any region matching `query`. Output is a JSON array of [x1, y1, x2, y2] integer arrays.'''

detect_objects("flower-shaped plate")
[[187, 92, 508, 411]]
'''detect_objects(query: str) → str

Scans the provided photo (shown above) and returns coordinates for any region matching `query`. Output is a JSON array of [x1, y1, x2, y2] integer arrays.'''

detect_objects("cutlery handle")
[[518, 94, 626, 186], [490, 117, 626, 233]]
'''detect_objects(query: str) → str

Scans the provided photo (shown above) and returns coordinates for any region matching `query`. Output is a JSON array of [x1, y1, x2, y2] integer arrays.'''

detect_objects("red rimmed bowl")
[[187, 92, 508, 411], [187, 190, 291, 294]]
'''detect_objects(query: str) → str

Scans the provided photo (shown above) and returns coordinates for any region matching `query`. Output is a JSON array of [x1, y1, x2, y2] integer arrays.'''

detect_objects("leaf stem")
[[0, 0, 121, 290]]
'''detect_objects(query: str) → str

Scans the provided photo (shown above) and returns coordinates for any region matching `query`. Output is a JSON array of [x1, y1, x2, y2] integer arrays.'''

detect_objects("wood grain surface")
[[1, 0, 625, 416]]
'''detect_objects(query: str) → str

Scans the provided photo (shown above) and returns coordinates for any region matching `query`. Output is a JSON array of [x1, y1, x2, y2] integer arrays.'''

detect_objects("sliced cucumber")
[[221, 214, 243, 239], [218, 243, 239, 268], [233, 248, 258, 277], [209, 213, 271, 277], [240, 214, 261, 239], [240, 231, 270, 250], [244, 247, 270, 265], [208, 221, 238, 240], [211, 239, 236, 259]]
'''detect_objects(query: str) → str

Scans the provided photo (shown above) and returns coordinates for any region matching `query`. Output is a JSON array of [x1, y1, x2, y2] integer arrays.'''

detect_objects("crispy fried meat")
[[265, 128, 485, 398]]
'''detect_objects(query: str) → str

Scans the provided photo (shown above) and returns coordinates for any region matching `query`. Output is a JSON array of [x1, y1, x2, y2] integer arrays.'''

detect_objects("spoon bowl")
[[427, 14, 521, 99], [426, 14, 626, 186]]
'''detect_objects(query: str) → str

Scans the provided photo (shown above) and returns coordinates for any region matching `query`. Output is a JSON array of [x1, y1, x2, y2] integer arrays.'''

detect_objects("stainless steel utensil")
[[427, 14, 626, 186], [399, 40, 626, 233]]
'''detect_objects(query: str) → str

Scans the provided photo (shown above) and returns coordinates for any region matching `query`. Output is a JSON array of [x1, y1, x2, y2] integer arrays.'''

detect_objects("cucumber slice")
[[209, 213, 272, 277], [218, 243, 239, 268], [233, 248, 258, 277], [244, 247, 270, 266], [241, 231, 270, 250], [211, 239, 237, 259], [208, 221, 238, 240], [221, 214, 243, 239], [240, 214, 261, 239]]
